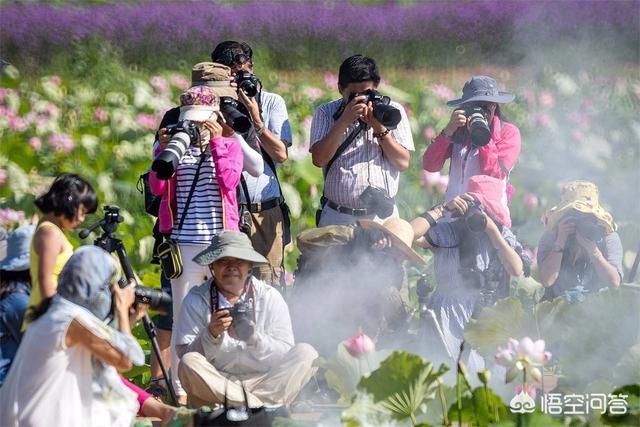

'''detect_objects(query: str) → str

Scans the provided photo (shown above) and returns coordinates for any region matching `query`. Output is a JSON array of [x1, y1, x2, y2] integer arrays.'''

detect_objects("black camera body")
[[360, 186, 395, 218], [567, 211, 607, 242], [463, 104, 491, 147], [228, 301, 255, 341], [220, 96, 252, 133], [463, 199, 487, 233], [151, 119, 201, 179], [348, 89, 402, 129], [234, 71, 260, 97]]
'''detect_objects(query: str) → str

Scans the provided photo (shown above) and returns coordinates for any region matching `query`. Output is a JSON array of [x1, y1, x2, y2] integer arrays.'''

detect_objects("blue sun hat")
[[447, 76, 515, 107], [0, 224, 36, 271]]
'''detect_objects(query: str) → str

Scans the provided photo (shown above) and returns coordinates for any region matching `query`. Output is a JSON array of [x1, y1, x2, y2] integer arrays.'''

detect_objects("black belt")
[[240, 197, 282, 213], [326, 199, 370, 216]]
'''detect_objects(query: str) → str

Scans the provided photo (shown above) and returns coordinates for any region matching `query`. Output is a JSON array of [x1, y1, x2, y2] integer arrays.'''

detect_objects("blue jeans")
[[0, 281, 30, 385]]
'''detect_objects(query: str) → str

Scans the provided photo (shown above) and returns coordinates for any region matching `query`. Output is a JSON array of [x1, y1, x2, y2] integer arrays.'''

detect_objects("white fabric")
[[169, 242, 210, 397], [0, 297, 140, 427], [179, 105, 218, 121], [175, 276, 294, 375], [240, 91, 292, 203], [310, 99, 414, 209], [234, 132, 264, 177]]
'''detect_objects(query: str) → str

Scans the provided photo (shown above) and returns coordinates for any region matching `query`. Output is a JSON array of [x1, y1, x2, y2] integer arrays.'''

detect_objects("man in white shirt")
[[310, 54, 414, 226], [212, 41, 292, 287], [175, 231, 317, 408]]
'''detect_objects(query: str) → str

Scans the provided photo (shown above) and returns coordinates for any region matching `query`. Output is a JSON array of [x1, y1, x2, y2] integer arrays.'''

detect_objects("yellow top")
[[28, 221, 74, 308]]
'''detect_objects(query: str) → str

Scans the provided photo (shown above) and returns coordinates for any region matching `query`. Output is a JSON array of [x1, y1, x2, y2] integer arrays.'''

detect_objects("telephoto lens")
[[465, 106, 491, 147], [464, 201, 487, 233], [151, 120, 200, 179], [219, 97, 252, 133]]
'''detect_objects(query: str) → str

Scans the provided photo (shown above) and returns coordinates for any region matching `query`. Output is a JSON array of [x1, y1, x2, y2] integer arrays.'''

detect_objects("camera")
[[220, 97, 252, 133], [234, 71, 260, 97], [118, 278, 172, 314], [567, 211, 607, 242], [360, 186, 395, 218], [464, 104, 491, 147], [464, 200, 487, 233], [151, 120, 201, 179], [228, 301, 255, 341], [348, 89, 401, 129]]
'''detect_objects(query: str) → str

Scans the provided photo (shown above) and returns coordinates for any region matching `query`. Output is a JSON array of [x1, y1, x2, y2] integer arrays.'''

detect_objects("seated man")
[[175, 231, 317, 408]]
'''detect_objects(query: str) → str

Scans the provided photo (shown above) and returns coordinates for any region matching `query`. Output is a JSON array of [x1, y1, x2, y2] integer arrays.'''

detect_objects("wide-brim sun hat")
[[0, 224, 35, 271], [544, 180, 615, 233], [179, 85, 220, 122], [191, 62, 238, 100], [193, 231, 268, 266], [358, 218, 426, 265], [447, 75, 515, 107]]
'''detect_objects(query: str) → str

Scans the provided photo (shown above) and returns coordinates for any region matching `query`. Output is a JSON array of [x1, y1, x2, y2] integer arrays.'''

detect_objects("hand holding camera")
[[210, 309, 233, 339], [339, 94, 369, 125], [211, 302, 256, 342], [444, 109, 466, 138]]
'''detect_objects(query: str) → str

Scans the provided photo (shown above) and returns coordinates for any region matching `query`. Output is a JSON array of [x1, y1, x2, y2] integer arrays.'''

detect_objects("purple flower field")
[[1, 0, 637, 69]]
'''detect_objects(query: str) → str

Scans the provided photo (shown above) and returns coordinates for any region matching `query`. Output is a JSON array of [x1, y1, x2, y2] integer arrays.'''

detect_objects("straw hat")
[[358, 218, 426, 265], [544, 180, 615, 233]]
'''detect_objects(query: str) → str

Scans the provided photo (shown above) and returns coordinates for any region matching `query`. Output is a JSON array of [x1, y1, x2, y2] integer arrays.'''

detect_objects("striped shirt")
[[310, 99, 414, 208], [171, 145, 223, 244]]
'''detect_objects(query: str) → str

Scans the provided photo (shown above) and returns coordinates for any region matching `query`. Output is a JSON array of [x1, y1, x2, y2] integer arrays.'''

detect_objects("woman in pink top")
[[423, 76, 521, 218], [149, 85, 243, 403]]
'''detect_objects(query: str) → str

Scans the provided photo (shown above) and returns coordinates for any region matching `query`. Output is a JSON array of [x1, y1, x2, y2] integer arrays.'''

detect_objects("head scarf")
[[56, 246, 120, 321]]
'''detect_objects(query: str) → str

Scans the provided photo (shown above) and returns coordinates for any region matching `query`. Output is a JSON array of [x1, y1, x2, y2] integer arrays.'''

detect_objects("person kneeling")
[[175, 231, 318, 409]]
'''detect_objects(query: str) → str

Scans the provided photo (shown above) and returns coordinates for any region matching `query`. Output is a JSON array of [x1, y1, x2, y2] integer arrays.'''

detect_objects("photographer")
[[538, 181, 622, 303], [212, 41, 293, 286], [0, 247, 146, 426], [423, 76, 521, 214], [311, 55, 414, 226], [175, 231, 317, 408], [410, 175, 528, 368]]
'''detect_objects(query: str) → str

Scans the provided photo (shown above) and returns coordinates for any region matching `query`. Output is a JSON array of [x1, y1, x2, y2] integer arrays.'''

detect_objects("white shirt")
[[0, 297, 143, 427], [175, 276, 294, 375]]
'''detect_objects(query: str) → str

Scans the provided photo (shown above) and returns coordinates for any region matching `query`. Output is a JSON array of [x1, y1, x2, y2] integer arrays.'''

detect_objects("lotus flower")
[[495, 337, 551, 383], [422, 126, 436, 141], [522, 192, 538, 210], [345, 333, 375, 358], [29, 136, 42, 150], [515, 383, 537, 400]]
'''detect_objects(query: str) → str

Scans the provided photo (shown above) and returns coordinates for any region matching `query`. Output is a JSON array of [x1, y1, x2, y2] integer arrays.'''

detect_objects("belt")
[[240, 197, 282, 213], [326, 199, 370, 216]]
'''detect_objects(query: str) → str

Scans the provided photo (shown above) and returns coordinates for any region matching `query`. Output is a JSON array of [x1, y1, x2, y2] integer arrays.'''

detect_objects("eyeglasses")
[[215, 52, 251, 68]]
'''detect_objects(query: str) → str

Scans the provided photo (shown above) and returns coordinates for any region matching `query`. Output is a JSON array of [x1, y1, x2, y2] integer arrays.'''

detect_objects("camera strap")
[[209, 277, 257, 322], [324, 121, 366, 178], [175, 152, 207, 233]]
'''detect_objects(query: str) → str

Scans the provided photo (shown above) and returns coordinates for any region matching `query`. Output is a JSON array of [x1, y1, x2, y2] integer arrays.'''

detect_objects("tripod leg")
[[143, 314, 179, 406]]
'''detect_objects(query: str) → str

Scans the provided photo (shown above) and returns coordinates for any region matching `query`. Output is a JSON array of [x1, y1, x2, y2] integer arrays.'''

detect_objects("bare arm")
[[575, 232, 621, 288], [484, 217, 523, 277], [538, 221, 574, 287], [65, 319, 133, 372], [238, 90, 288, 163], [33, 224, 62, 299]]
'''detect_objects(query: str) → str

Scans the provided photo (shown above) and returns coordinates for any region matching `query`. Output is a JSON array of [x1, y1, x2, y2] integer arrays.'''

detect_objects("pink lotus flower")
[[430, 84, 455, 101], [29, 137, 42, 150], [47, 133, 74, 153], [0, 169, 7, 186], [49, 75, 62, 87], [435, 174, 449, 195], [423, 126, 437, 141], [169, 74, 190, 90], [94, 108, 109, 123], [304, 87, 323, 100], [136, 113, 158, 130], [150, 75, 169, 93], [284, 271, 295, 288], [538, 91, 555, 108], [534, 113, 552, 129], [515, 383, 537, 400], [495, 337, 551, 384], [522, 192, 538, 210], [8, 116, 27, 132], [345, 333, 375, 358], [323, 72, 338, 88], [0, 208, 25, 227], [421, 170, 441, 187]]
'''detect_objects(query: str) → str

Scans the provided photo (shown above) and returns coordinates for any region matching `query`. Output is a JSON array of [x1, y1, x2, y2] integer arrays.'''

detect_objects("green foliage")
[[601, 384, 640, 426], [447, 386, 513, 427]]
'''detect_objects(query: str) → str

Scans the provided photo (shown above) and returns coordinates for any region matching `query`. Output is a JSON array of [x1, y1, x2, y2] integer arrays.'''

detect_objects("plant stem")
[[438, 379, 450, 426], [456, 368, 462, 427], [484, 383, 493, 423]]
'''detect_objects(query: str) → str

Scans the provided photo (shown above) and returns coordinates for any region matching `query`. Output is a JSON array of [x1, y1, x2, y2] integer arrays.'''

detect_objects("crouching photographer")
[[175, 231, 318, 412], [310, 54, 414, 226], [410, 175, 530, 370], [0, 247, 148, 426], [538, 181, 622, 303]]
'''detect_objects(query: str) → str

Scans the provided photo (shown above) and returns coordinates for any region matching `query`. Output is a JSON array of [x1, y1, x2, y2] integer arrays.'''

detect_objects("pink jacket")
[[150, 136, 242, 235], [423, 116, 521, 180]]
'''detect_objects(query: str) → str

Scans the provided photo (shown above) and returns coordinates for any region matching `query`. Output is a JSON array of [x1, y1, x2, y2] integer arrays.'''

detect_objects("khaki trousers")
[[249, 205, 285, 286], [178, 344, 318, 408]]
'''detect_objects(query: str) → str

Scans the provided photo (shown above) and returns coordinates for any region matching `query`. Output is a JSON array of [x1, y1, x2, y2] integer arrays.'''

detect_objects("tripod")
[[80, 206, 178, 405]]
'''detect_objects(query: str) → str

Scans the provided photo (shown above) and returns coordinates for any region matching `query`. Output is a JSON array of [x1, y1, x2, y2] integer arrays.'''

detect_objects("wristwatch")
[[551, 243, 564, 253]]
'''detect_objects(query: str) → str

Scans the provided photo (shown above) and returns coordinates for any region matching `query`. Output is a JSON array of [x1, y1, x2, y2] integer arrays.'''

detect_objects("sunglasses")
[[215, 52, 251, 67]]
